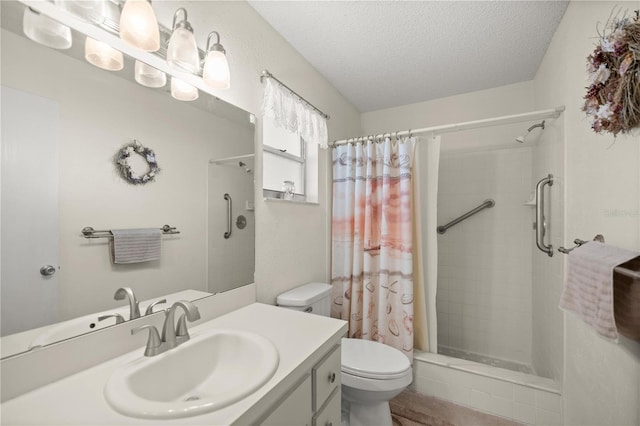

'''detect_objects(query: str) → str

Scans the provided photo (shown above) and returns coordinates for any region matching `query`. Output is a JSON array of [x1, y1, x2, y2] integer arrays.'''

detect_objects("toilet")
[[277, 283, 412, 426]]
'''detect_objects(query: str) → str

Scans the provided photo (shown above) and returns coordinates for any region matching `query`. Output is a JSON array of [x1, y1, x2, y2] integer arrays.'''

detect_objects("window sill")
[[263, 197, 319, 206]]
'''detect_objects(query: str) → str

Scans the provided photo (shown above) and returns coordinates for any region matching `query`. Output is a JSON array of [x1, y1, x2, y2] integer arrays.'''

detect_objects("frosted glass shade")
[[119, 0, 160, 52], [171, 78, 198, 102], [167, 27, 200, 73], [203, 50, 230, 89], [85, 37, 124, 71], [23, 7, 72, 50], [134, 60, 166, 88]]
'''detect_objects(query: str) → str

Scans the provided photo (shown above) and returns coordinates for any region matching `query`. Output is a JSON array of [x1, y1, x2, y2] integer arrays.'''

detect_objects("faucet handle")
[[131, 325, 165, 357], [98, 313, 125, 324], [144, 299, 167, 316], [175, 313, 191, 344]]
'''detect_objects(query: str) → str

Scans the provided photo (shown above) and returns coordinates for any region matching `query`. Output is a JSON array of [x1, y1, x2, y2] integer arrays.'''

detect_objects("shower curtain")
[[331, 137, 416, 358], [413, 136, 441, 353]]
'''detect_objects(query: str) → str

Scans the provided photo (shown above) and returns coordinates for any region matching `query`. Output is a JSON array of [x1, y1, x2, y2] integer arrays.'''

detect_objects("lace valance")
[[262, 78, 328, 149]]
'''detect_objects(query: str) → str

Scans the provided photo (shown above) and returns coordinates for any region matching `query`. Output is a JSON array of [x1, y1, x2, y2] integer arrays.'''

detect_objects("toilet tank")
[[276, 283, 332, 316]]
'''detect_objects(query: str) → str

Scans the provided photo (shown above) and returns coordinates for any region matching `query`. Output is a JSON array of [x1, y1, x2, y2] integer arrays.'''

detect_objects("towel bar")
[[558, 234, 640, 280], [81, 225, 180, 239], [561, 234, 640, 341]]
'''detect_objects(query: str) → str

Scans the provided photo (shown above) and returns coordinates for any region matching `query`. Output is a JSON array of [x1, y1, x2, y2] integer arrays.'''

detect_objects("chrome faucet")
[[131, 300, 200, 357], [114, 287, 140, 320], [98, 313, 125, 325], [161, 301, 201, 349], [144, 298, 167, 315]]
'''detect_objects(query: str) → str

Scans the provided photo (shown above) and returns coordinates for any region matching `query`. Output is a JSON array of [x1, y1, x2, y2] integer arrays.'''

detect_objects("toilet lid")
[[341, 338, 411, 380]]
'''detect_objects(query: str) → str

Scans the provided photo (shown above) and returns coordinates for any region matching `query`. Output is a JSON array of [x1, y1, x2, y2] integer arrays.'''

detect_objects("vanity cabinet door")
[[312, 387, 341, 426], [312, 344, 340, 411], [261, 374, 312, 426]]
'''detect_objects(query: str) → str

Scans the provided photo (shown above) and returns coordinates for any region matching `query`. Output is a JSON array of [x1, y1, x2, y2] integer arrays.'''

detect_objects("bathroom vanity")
[[0, 302, 347, 425]]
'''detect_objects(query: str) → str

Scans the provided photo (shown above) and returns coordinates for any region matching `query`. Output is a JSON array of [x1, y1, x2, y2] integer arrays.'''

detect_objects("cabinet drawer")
[[261, 375, 312, 426], [313, 344, 340, 411], [313, 387, 341, 426]]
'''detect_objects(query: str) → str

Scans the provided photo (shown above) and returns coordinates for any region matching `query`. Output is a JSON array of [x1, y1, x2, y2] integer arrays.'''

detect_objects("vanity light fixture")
[[85, 36, 124, 71], [23, 6, 72, 50], [119, 0, 160, 52], [134, 60, 166, 88], [202, 31, 230, 89], [61, 0, 106, 24], [170, 77, 199, 102], [166, 8, 200, 74]]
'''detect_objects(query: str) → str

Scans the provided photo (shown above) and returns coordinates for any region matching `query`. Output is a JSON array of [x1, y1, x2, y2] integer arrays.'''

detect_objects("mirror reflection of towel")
[[110, 228, 162, 264]]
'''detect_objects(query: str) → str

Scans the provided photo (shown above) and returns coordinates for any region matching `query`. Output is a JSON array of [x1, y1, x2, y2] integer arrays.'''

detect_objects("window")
[[263, 118, 318, 203]]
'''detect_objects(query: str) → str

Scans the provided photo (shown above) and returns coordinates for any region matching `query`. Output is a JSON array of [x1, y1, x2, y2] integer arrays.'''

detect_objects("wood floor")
[[390, 390, 523, 426]]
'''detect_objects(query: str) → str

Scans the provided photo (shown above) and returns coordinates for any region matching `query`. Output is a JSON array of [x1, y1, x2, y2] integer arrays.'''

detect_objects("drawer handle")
[[328, 372, 336, 383]]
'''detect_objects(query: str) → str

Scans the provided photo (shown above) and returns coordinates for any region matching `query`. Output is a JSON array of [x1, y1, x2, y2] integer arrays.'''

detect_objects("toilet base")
[[341, 399, 392, 426]]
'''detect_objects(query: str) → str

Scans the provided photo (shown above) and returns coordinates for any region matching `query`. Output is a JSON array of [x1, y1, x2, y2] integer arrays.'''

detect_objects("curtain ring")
[[408, 129, 412, 138]]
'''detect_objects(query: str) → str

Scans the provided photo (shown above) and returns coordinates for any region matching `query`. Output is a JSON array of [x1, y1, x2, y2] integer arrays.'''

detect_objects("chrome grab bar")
[[535, 174, 554, 257], [437, 199, 495, 234], [224, 193, 232, 239]]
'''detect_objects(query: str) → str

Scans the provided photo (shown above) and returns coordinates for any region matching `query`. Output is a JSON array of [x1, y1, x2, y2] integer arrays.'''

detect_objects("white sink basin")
[[104, 329, 279, 419]]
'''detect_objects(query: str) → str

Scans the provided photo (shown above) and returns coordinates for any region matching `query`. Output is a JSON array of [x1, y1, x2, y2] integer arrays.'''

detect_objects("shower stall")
[[413, 112, 565, 406]]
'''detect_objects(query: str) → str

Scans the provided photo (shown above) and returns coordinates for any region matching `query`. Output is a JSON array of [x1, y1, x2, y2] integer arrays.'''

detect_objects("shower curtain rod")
[[330, 106, 565, 147]]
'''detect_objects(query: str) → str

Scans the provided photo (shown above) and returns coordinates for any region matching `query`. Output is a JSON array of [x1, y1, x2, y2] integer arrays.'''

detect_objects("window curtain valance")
[[262, 78, 329, 149]]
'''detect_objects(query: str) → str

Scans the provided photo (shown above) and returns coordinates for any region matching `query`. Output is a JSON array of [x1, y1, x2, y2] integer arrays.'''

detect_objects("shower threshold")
[[438, 345, 534, 375]]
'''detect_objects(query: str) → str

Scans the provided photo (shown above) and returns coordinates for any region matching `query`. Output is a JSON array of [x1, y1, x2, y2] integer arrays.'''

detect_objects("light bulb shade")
[[119, 0, 160, 52], [203, 50, 230, 89], [166, 28, 200, 73], [23, 7, 72, 50], [134, 60, 166, 88], [171, 77, 198, 101], [61, 0, 106, 24], [85, 37, 124, 71]]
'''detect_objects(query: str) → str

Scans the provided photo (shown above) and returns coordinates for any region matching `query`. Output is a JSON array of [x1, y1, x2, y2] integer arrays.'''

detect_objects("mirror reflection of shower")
[[515, 120, 545, 143], [208, 153, 255, 294]]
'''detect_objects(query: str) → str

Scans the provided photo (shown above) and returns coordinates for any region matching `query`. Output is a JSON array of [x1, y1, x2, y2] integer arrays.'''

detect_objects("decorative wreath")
[[114, 140, 160, 185], [583, 9, 640, 136]]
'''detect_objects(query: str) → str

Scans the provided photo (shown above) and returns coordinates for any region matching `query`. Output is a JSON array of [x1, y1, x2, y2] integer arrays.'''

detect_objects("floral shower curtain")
[[331, 137, 416, 359]]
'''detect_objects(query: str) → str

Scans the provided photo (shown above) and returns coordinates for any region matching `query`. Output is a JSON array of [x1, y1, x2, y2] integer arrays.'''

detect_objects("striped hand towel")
[[560, 241, 639, 340], [110, 228, 162, 264]]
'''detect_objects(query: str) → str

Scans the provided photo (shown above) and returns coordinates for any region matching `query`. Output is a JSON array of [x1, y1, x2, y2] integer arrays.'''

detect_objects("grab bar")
[[535, 174, 554, 257], [437, 199, 495, 234], [224, 193, 232, 239]]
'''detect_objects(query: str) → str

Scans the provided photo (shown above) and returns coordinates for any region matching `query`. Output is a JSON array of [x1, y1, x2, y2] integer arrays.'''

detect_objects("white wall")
[[150, 2, 362, 305], [532, 1, 640, 424], [437, 146, 534, 366], [1, 29, 254, 321], [361, 80, 536, 152]]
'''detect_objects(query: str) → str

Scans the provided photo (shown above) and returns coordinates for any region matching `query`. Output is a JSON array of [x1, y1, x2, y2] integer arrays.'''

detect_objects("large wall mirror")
[[0, 0, 255, 358]]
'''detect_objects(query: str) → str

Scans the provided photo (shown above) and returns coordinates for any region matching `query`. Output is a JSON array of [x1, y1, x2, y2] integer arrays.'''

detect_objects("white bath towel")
[[559, 241, 639, 340], [110, 228, 162, 264]]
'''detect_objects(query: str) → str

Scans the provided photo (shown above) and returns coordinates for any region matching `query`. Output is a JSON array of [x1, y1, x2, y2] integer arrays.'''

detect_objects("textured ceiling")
[[248, 1, 569, 112]]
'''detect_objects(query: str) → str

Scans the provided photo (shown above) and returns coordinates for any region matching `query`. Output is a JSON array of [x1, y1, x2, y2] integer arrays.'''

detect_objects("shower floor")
[[438, 346, 535, 374]]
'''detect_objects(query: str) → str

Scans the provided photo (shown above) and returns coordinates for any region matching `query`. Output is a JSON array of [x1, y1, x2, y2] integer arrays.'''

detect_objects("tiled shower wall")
[[437, 146, 534, 366]]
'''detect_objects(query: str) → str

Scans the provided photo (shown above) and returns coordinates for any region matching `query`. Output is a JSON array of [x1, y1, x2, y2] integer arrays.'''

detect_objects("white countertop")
[[0, 303, 347, 425]]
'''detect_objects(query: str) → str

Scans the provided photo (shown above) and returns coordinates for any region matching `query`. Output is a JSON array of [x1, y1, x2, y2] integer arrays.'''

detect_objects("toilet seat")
[[341, 338, 411, 380]]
